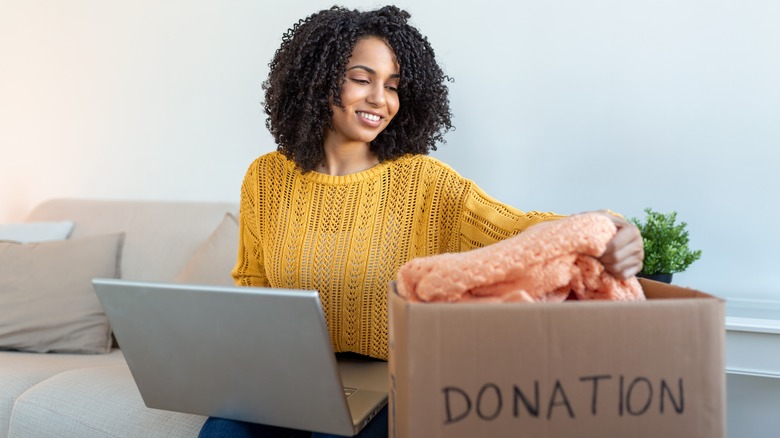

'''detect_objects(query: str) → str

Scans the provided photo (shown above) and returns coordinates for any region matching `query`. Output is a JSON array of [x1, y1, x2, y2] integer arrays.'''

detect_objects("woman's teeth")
[[358, 112, 380, 122]]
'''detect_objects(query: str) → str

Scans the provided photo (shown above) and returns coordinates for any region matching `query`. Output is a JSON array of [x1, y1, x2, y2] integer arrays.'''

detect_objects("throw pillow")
[[175, 212, 238, 286], [0, 220, 74, 243], [0, 233, 124, 354]]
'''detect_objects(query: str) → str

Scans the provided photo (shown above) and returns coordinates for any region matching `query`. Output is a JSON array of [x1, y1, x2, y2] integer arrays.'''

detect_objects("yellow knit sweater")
[[233, 151, 562, 360]]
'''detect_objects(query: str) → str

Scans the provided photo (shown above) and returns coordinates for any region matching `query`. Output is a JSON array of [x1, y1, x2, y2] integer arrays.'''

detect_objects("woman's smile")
[[357, 110, 383, 126]]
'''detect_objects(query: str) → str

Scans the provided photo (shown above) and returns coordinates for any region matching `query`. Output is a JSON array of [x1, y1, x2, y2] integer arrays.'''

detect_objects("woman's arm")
[[460, 184, 643, 280], [231, 160, 270, 287]]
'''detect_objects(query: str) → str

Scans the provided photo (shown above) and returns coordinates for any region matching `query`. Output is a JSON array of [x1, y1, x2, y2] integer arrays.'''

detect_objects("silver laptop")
[[92, 278, 388, 436]]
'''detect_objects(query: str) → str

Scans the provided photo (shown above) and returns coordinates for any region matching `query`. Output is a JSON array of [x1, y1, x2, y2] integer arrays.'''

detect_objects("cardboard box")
[[388, 279, 725, 438]]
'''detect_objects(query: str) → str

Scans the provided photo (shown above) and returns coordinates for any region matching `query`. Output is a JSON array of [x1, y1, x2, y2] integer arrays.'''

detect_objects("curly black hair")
[[263, 5, 453, 172]]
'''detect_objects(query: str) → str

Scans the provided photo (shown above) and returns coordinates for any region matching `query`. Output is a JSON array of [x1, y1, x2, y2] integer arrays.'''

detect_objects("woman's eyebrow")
[[348, 65, 400, 79]]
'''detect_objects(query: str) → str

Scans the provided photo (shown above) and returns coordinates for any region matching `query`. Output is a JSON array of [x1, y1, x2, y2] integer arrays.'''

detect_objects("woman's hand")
[[594, 211, 644, 280]]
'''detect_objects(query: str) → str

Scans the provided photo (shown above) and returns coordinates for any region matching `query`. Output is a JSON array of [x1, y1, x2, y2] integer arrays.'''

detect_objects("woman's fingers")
[[597, 212, 644, 280]]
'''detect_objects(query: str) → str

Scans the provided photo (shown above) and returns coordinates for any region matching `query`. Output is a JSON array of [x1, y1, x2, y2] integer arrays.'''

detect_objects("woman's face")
[[326, 36, 400, 148]]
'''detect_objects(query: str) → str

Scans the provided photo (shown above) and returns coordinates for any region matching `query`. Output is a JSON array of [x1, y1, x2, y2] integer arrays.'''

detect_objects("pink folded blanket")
[[396, 213, 644, 303]]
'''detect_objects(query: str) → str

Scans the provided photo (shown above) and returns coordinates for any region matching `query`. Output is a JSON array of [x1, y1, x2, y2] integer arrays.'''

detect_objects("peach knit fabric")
[[396, 213, 644, 303]]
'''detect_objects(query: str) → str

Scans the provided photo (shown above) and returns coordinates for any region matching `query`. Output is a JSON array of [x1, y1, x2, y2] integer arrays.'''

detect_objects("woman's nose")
[[366, 84, 386, 107]]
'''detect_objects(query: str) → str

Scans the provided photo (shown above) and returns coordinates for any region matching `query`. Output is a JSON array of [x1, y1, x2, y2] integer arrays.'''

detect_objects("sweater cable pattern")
[[233, 151, 562, 359]]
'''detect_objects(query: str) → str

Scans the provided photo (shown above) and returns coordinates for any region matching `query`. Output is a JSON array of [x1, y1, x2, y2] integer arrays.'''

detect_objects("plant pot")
[[638, 273, 673, 284]]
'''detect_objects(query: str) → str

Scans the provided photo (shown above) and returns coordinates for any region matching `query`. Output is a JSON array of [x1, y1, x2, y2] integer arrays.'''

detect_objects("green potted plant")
[[629, 208, 702, 283]]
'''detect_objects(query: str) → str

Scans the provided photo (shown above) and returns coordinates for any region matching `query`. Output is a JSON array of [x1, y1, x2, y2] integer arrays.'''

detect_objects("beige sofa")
[[0, 198, 240, 437]]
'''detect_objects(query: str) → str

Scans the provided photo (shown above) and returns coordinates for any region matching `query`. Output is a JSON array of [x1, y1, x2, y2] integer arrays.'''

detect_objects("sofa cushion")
[[7, 365, 206, 438], [0, 349, 126, 438], [175, 212, 239, 286], [25, 199, 239, 282], [0, 233, 124, 354], [0, 221, 74, 243]]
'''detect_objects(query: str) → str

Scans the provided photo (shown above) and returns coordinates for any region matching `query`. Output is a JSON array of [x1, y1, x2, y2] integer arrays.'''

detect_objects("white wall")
[[2, 0, 779, 299]]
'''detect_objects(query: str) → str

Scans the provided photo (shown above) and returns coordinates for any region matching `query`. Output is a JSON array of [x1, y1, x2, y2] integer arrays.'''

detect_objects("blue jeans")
[[198, 406, 388, 438]]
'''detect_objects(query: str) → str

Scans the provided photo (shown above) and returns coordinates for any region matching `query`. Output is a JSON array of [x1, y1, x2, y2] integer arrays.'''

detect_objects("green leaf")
[[629, 208, 702, 275]]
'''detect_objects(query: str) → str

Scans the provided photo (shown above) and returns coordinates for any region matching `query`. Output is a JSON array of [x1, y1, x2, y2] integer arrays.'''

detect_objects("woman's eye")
[[351, 78, 369, 85], [386, 85, 399, 92]]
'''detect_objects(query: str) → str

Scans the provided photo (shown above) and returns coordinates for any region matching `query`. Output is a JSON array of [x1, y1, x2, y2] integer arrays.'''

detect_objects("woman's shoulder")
[[251, 150, 286, 165], [246, 150, 295, 172], [240, 151, 297, 187], [390, 153, 463, 177]]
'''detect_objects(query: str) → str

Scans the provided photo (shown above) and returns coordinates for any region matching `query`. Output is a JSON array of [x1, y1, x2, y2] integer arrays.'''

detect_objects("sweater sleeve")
[[459, 182, 565, 252], [231, 160, 270, 287]]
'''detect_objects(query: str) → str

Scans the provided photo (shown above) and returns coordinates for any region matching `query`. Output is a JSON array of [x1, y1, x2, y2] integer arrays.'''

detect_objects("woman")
[[200, 5, 643, 437]]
